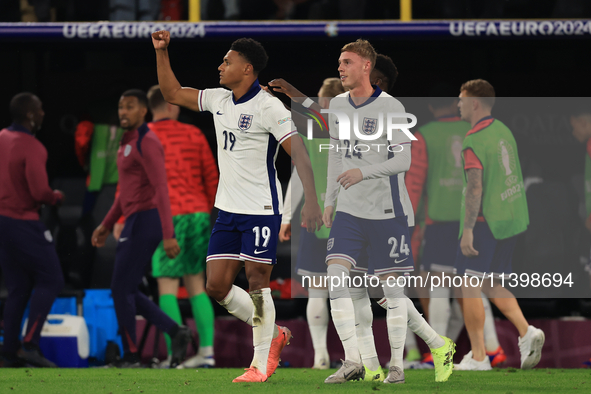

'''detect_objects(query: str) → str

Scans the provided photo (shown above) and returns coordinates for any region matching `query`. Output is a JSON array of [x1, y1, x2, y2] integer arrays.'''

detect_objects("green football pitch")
[[0, 368, 590, 394]]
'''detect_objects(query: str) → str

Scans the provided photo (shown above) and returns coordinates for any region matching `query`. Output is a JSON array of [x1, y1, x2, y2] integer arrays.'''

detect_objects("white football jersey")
[[326, 88, 414, 225], [197, 82, 296, 215]]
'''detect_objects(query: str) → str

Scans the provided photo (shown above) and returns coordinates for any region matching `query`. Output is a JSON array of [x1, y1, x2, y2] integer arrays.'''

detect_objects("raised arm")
[[268, 78, 329, 138], [152, 30, 201, 112]]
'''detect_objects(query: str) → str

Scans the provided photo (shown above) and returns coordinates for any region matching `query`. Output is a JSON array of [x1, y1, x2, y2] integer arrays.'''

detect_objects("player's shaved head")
[[460, 79, 495, 109], [230, 38, 268, 75], [341, 39, 377, 70], [373, 54, 398, 93], [147, 85, 167, 111], [121, 89, 148, 108], [10, 92, 41, 123]]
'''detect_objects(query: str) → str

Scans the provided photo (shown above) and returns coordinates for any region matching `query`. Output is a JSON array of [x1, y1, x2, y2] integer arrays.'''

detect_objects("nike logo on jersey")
[[216, 111, 223, 115], [254, 249, 268, 255], [394, 258, 408, 264], [119, 237, 128, 242]]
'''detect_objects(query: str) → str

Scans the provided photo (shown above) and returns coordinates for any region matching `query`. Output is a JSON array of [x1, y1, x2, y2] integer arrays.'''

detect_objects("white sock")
[[198, 346, 213, 357], [350, 287, 380, 371], [328, 264, 360, 363], [250, 288, 275, 375], [218, 285, 254, 325], [482, 294, 500, 352], [382, 280, 407, 369], [307, 288, 329, 365], [446, 299, 464, 342], [405, 325, 419, 353], [406, 298, 445, 349], [429, 285, 451, 337], [403, 288, 418, 354], [218, 285, 278, 337]]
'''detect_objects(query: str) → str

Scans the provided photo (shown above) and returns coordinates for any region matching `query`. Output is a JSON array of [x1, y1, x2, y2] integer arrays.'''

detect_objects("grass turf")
[[0, 368, 590, 394]]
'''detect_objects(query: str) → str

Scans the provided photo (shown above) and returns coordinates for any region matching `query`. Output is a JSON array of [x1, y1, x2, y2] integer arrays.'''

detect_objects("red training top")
[[102, 123, 174, 239], [149, 119, 218, 215], [0, 123, 63, 220]]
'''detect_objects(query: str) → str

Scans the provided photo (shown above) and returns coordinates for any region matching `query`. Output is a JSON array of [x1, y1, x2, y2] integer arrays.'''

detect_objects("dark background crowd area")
[[2, 28, 591, 318], [2, 37, 589, 180], [1, 0, 591, 22]]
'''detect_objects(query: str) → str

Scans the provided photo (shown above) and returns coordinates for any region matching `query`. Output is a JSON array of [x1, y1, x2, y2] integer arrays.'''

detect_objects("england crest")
[[238, 114, 253, 131], [362, 117, 378, 135], [327, 238, 334, 251]]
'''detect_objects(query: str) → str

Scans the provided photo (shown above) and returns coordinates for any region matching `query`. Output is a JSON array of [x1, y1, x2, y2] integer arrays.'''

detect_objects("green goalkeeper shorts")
[[152, 212, 211, 278]]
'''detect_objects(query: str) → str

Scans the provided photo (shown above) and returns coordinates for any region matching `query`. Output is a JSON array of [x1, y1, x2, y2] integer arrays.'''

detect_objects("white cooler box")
[[22, 314, 89, 367]]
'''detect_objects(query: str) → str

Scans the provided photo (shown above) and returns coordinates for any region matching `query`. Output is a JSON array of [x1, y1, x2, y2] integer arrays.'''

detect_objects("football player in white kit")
[[322, 39, 456, 384], [152, 31, 323, 383]]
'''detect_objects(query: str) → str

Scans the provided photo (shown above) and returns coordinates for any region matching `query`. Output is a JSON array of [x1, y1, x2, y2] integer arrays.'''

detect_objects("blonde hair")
[[341, 39, 377, 70], [319, 78, 345, 98], [460, 79, 495, 109]]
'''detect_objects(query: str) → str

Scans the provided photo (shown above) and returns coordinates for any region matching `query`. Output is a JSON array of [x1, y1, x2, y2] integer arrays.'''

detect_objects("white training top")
[[325, 87, 414, 225], [197, 81, 296, 215]]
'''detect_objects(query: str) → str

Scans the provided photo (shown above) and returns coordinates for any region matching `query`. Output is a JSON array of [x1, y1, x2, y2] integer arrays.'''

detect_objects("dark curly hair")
[[374, 54, 398, 93], [121, 89, 148, 108], [230, 38, 269, 75]]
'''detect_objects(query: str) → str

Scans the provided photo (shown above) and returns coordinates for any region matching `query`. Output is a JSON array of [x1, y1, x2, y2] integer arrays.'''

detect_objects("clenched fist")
[[152, 30, 171, 50]]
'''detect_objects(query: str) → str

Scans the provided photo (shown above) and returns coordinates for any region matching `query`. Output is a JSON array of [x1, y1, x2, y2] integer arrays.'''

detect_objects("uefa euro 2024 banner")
[[1, 20, 591, 41]]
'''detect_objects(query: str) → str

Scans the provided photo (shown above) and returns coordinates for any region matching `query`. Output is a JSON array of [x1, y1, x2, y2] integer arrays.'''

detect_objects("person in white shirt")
[[321, 39, 455, 384], [152, 31, 323, 383]]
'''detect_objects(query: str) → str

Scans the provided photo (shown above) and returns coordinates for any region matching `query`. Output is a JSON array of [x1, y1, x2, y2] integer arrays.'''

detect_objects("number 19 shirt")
[[197, 80, 296, 216]]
